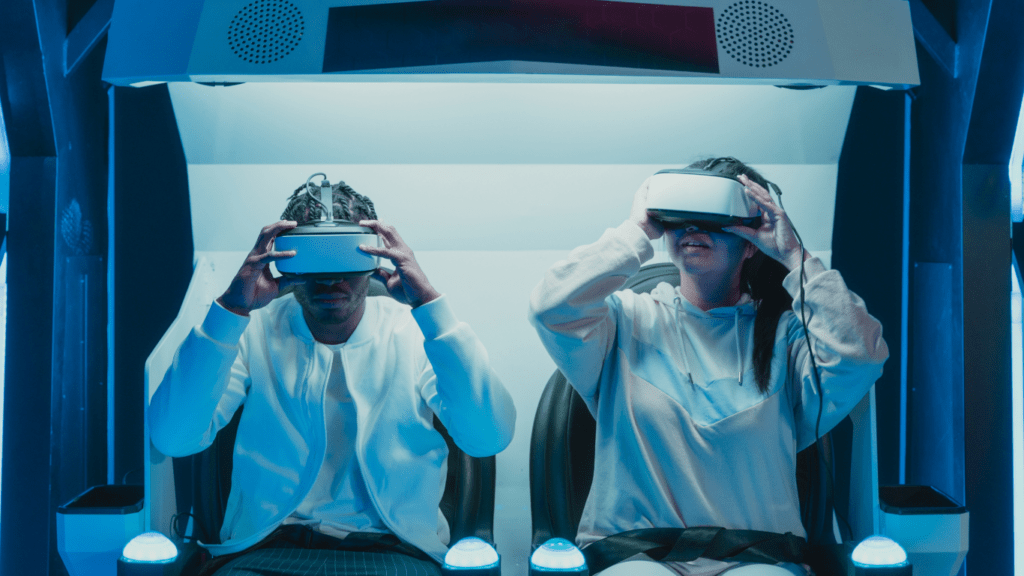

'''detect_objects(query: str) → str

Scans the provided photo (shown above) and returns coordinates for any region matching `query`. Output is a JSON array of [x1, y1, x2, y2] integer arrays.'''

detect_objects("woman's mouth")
[[680, 236, 711, 250]]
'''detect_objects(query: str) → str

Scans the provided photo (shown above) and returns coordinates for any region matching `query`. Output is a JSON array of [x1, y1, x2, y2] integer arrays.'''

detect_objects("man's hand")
[[357, 220, 441, 308], [629, 177, 664, 240], [217, 220, 301, 316]]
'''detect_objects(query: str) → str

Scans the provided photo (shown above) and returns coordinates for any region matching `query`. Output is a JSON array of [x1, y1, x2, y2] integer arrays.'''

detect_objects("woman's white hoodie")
[[529, 221, 889, 555]]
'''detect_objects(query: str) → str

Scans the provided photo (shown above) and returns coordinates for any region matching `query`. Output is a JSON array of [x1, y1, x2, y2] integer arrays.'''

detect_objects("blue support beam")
[[908, 0, 959, 78], [64, 0, 114, 77]]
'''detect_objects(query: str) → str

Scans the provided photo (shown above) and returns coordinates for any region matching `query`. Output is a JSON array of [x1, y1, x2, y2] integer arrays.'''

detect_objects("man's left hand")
[[358, 220, 441, 308]]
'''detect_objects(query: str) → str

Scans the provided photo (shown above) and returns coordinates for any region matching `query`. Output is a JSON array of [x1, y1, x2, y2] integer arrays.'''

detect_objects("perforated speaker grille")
[[228, 0, 305, 64], [716, 1, 794, 68]]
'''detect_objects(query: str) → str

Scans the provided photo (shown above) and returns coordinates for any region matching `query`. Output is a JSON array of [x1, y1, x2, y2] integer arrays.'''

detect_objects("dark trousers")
[[199, 525, 441, 576]]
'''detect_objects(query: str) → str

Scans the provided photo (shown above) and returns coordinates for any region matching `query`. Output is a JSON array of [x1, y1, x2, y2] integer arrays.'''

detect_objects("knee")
[[596, 560, 677, 576], [722, 563, 807, 575]]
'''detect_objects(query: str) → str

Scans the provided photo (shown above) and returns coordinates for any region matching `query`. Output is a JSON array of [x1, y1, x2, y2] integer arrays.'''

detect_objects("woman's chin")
[[674, 253, 720, 271]]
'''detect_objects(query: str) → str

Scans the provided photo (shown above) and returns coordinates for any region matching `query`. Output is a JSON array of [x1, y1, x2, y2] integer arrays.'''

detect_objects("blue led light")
[[851, 535, 909, 567], [121, 531, 178, 563], [443, 537, 499, 569], [531, 538, 587, 570]]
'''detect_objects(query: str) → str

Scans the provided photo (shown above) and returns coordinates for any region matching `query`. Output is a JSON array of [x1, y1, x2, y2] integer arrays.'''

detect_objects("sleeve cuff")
[[411, 294, 459, 340], [782, 256, 828, 298], [201, 300, 252, 345], [614, 220, 656, 263]]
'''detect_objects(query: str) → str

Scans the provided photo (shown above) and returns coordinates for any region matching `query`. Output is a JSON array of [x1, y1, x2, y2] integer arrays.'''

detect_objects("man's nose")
[[314, 277, 349, 286]]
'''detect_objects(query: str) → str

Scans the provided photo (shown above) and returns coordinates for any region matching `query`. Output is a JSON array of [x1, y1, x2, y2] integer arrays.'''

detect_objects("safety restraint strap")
[[580, 527, 807, 574]]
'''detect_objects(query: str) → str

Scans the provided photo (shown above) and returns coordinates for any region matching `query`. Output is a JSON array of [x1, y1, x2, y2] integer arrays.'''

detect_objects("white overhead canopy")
[[105, 0, 918, 89]]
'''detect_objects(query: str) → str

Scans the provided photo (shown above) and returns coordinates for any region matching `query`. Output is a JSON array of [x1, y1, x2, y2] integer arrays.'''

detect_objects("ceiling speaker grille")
[[716, 1, 794, 68], [228, 0, 305, 64]]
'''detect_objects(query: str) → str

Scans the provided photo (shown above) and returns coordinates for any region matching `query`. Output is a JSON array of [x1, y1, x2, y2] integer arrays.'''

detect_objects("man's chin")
[[312, 306, 357, 324]]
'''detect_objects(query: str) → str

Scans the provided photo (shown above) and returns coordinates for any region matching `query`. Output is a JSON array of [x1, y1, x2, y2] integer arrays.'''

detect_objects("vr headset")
[[273, 173, 380, 278], [645, 168, 762, 231]]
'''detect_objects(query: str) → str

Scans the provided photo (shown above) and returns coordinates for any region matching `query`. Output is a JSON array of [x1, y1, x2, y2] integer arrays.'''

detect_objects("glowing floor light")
[[530, 538, 588, 576], [851, 535, 911, 575], [121, 531, 177, 563], [116, 531, 179, 575], [441, 537, 500, 576]]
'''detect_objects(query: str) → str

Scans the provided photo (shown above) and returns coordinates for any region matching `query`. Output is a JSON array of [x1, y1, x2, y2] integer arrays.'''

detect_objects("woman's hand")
[[723, 174, 807, 271], [629, 177, 664, 240], [357, 220, 441, 308], [217, 220, 301, 316]]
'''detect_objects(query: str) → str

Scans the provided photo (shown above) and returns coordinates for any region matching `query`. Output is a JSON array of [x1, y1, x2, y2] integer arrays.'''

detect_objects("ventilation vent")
[[228, 0, 305, 64], [716, 1, 794, 68]]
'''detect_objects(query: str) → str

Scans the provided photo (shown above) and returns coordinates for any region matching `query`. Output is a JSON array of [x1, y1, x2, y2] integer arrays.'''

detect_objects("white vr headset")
[[276, 168, 763, 277], [273, 173, 380, 277], [645, 168, 762, 230], [274, 221, 379, 277]]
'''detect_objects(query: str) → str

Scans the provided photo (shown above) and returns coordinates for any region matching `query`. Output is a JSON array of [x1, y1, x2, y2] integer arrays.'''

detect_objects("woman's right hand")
[[217, 220, 300, 316], [628, 177, 664, 240]]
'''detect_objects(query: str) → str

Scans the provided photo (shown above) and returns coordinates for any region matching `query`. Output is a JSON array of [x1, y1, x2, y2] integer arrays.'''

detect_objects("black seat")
[[529, 262, 851, 570], [170, 276, 497, 571]]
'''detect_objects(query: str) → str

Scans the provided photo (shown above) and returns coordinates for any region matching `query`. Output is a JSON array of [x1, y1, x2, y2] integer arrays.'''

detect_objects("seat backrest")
[[529, 262, 842, 548], [173, 276, 497, 545]]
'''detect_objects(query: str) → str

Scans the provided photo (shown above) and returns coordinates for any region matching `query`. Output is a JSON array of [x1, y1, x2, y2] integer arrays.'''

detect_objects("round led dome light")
[[121, 531, 178, 563], [530, 538, 587, 571], [851, 535, 909, 567], [443, 537, 500, 569]]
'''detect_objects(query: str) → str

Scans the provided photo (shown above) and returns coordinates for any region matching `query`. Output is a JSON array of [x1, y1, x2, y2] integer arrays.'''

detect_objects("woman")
[[528, 158, 888, 576]]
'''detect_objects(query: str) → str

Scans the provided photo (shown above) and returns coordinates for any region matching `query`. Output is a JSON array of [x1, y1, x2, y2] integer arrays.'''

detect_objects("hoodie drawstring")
[[673, 297, 696, 386], [735, 308, 743, 386], [673, 296, 746, 387]]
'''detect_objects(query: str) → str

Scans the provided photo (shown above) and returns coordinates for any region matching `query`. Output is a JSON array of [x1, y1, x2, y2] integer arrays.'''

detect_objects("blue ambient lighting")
[[121, 532, 178, 563], [1014, 259, 1024, 576], [851, 536, 908, 567], [1010, 91, 1024, 222], [443, 537, 500, 569], [530, 538, 586, 570]]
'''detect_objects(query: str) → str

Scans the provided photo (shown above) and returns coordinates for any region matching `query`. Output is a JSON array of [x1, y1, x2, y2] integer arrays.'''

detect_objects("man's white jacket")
[[148, 293, 516, 561]]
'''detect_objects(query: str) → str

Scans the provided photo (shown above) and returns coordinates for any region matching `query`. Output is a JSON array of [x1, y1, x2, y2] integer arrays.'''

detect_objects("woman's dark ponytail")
[[742, 252, 792, 394]]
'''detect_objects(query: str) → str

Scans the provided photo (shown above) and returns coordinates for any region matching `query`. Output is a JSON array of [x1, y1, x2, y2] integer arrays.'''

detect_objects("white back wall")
[[186, 163, 838, 256], [167, 81, 855, 575]]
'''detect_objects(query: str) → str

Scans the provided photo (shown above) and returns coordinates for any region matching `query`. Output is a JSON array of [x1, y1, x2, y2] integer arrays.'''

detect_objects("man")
[[149, 180, 516, 576]]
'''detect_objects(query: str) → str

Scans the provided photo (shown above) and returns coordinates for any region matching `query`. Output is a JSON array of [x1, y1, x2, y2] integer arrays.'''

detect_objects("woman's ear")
[[743, 241, 759, 261]]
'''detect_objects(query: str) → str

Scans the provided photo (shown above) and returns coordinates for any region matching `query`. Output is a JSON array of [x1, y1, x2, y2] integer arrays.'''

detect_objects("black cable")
[[303, 172, 331, 219], [769, 181, 853, 542], [170, 512, 200, 542]]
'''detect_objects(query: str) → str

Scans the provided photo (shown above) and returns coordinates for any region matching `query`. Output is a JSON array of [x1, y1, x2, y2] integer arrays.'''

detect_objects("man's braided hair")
[[281, 180, 378, 225]]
